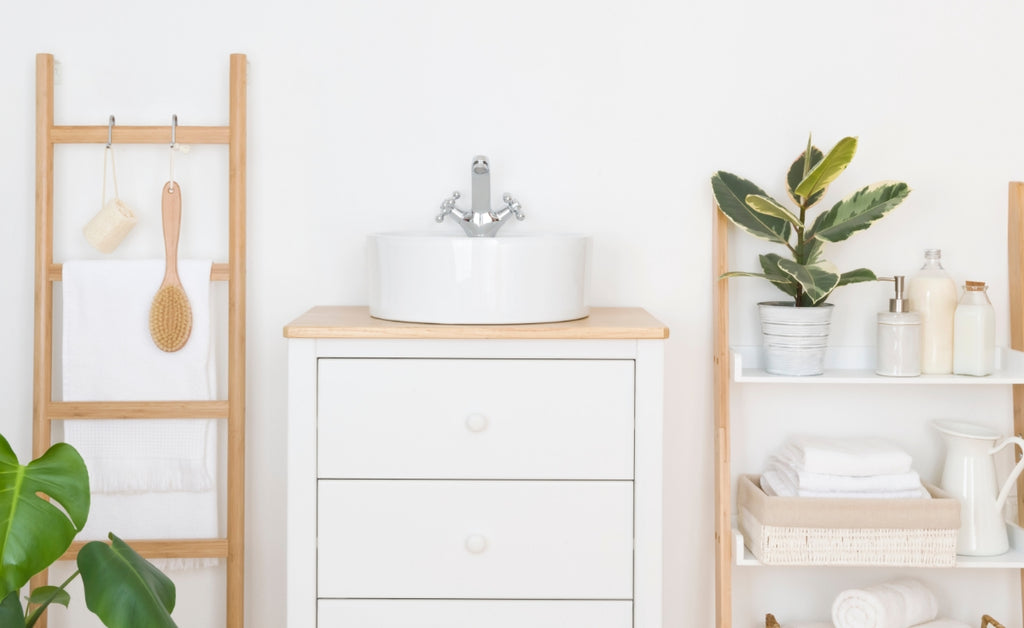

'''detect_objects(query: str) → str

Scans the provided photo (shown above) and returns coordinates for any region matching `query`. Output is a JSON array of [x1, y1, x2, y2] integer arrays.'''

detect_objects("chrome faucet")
[[435, 155, 525, 237]]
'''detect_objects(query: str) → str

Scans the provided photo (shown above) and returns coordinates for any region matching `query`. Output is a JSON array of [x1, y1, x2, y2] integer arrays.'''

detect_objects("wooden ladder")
[[31, 52, 247, 628]]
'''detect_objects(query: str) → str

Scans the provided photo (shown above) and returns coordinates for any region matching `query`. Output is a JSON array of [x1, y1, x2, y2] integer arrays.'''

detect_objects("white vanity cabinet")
[[285, 306, 668, 628]]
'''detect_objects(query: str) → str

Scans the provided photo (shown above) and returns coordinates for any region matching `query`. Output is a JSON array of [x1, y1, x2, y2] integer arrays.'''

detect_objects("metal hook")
[[106, 115, 115, 148], [170, 114, 177, 147]]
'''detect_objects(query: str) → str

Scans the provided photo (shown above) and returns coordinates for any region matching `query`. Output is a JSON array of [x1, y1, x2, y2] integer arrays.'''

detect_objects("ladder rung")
[[50, 125, 230, 145], [62, 538, 229, 560], [48, 263, 230, 282], [48, 401, 228, 420]]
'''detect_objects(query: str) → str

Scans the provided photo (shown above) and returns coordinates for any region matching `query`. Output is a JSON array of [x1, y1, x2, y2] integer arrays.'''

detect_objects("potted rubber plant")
[[711, 135, 911, 375], [0, 433, 177, 627]]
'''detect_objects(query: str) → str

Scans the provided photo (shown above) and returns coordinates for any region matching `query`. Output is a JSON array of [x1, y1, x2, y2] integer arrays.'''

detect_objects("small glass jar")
[[952, 281, 995, 376]]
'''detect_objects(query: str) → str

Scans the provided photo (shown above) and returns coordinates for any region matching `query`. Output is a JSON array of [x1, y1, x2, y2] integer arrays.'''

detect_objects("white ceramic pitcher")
[[933, 419, 1024, 556]]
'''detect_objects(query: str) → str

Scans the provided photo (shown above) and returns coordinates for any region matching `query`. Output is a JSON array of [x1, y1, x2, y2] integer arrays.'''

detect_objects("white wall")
[[3, 1, 1024, 626]]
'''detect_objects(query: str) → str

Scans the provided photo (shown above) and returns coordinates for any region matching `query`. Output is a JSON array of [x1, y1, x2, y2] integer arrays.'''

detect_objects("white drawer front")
[[317, 480, 633, 599], [317, 359, 634, 479], [317, 599, 633, 628]]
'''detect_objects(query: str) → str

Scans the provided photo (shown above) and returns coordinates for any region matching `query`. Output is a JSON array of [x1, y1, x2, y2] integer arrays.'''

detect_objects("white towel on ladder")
[[61, 259, 218, 569]]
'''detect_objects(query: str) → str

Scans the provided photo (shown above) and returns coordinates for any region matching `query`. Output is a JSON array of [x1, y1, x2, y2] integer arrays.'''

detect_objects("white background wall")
[[4, 1, 1024, 626]]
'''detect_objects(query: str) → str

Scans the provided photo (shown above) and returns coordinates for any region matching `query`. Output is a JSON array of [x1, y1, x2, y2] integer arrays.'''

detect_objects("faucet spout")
[[435, 155, 525, 237], [471, 155, 490, 213]]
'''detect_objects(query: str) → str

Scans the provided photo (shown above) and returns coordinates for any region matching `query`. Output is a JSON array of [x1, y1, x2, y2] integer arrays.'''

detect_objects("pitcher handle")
[[990, 435, 1024, 513]]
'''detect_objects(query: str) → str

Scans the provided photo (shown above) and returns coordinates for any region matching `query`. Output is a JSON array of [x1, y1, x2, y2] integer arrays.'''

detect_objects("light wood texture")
[[30, 50, 55, 618], [32, 52, 246, 628], [226, 52, 248, 628], [284, 305, 669, 339], [712, 205, 732, 628], [63, 538, 229, 560], [51, 125, 230, 144], [45, 400, 228, 420], [47, 262, 230, 281], [1008, 181, 1024, 622]]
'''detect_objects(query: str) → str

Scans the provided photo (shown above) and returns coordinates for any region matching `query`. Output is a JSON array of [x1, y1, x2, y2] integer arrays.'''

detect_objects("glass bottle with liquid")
[[953, 281, 995, 376], [908, 249, 958, 374]]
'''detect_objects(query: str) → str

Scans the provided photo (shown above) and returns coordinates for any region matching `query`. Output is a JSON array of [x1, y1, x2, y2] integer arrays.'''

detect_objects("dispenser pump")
[[888, 275, 910, 313]]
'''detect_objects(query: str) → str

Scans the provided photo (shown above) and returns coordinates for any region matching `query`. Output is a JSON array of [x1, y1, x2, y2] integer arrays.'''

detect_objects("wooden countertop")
[[283, 306, 669, 340]]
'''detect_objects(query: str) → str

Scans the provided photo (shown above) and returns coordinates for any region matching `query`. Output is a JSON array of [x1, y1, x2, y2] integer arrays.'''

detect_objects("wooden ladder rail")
[[31, 52, 246, 628], [713, 203, 732, 628], [1008, 182, 1024, 628]]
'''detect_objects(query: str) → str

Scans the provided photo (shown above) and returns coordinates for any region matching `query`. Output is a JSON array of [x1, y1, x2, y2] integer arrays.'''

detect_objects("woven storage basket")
[[738, 474, 959, 567], [766, 613, 1005, 627]]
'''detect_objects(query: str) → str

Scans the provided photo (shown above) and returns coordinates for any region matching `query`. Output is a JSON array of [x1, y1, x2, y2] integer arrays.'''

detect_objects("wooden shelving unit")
[[31, 52, 247, 628], [712, 184, 1024, 626]]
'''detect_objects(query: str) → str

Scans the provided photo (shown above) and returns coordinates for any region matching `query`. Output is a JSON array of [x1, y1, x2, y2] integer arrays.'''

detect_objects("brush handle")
[[161, 181, 182, 286]]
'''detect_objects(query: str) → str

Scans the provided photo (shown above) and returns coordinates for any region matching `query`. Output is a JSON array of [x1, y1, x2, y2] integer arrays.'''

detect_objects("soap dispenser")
[[877, 276, 921, 377]]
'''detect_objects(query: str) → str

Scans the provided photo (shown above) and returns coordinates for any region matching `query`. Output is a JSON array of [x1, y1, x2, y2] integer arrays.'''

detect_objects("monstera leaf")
[[78, 534, 176, 628], [0, 435, 89, 601]]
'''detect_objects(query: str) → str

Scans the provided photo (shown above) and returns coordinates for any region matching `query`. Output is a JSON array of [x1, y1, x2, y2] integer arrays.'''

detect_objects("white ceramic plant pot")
[[758, 301, 834, 376]]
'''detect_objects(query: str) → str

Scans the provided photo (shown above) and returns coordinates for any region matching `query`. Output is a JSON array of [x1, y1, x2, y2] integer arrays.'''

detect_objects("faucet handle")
[[502, 193, 525, 221], [436, 191, 462, 223]]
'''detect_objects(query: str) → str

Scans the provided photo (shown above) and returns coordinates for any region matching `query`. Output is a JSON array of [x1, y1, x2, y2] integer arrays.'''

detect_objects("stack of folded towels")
[[761, 435, 930, 499], [828, 578, 970, 628]]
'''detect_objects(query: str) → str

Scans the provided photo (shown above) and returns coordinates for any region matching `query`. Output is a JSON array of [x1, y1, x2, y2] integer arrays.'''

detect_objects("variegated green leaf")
[[786, 145, 824, 208], [711, 171, 791, 245], [794, 136, 858, 199], [807, 181, 911, 243], [745, 194, 802, 229], [777, 259, 841, 305], [837, 268, 877, 287], [758, 253, 799, 298]]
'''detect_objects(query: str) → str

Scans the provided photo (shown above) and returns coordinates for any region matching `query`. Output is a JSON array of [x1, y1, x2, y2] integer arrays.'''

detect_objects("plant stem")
[[24, 571, 79, 628]]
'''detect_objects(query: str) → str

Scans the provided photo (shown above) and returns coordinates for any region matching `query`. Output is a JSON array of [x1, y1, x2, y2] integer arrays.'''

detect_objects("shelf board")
[[731, 346, 1024, 384], [733, 522, 1024, 568]]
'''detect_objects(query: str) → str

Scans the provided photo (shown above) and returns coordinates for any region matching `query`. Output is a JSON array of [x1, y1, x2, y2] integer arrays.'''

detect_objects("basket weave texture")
[[738, 475, 959, 567]]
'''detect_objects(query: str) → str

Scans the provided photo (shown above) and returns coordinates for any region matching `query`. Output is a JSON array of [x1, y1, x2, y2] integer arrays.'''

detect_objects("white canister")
[[953, 281, 995, 376], [876, 275, 921, 377]]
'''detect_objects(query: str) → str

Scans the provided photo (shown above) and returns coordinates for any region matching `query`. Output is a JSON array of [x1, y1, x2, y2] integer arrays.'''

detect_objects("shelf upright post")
[[1007, 181, 1024, 622], [713, 203, 732, 628]]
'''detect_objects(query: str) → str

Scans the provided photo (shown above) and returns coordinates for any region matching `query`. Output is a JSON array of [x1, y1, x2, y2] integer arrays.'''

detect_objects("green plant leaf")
[[27, 586, 70, 608], [0, 435, 90, 601], [711, 171, 792, 245], [0, 590, 25, 626], [807, 181, 912, 243], [78, 534, 177, 628], [758, 253, 799, 298], [786, 145, 824, 208], [837, 268, 877, 287], [745, 194, 802, 229], [794, 136, 858, 200], [777, 258, 841, 305]]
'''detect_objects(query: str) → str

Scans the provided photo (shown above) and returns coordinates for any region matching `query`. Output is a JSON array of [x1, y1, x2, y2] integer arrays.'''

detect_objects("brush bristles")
[[149, 285, 193, 352]]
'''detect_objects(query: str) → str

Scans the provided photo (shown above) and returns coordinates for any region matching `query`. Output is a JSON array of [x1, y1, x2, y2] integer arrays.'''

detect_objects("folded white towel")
[[766, 456, 925, 494], [832, 578, 938, 628], [910, 621, 971, 628], [781, 436, 914, 477], [761, 468, 930, 499], [61, 259, 218, 569]]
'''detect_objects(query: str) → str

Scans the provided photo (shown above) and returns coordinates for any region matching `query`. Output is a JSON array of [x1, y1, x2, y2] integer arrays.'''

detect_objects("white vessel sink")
[[368, 232, 591, 324]]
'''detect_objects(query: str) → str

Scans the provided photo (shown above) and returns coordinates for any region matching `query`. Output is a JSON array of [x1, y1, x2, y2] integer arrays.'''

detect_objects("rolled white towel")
[[909, 621, 970, 628], [781, 436, 913, 477], [832, 578, 938, 628]]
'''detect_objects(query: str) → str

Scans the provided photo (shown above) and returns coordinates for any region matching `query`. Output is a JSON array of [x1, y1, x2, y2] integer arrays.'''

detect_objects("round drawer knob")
[[465, 413, 489, 433], [465, 534, 488, 554]]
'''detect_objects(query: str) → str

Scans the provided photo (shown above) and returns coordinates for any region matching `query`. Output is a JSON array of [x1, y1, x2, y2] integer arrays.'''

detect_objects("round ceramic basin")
[[367, 232, 591, 324]]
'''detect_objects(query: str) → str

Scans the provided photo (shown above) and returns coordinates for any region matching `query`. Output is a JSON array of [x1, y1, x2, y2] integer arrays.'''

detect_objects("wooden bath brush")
[[149, 181, 192, 352]]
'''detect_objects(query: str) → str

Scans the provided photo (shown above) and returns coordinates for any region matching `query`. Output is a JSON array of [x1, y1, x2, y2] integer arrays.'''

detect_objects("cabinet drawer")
[[317, 359, 634, 479], [317, 480, 633, 599], [317, 599, 633, 628]]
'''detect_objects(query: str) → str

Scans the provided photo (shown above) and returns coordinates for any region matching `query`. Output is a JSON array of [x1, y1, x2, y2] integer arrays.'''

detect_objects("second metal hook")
[[170, 114, 177, 147], [107, 115, 115, 148]]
